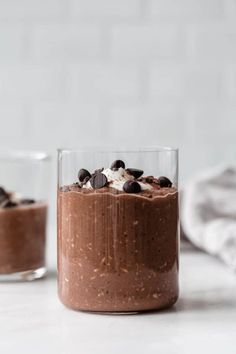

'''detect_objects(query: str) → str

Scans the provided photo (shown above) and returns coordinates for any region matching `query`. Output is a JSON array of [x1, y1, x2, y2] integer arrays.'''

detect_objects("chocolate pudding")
[[0, 187, 47, 275], [58, 161, 179, 312]]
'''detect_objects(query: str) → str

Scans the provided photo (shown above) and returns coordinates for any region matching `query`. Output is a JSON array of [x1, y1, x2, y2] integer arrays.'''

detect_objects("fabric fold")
[[181, 165, 236, 272]]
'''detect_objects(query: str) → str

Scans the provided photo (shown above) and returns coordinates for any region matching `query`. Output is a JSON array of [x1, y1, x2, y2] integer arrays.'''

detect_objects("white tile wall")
[[187, 23, 236, 61], [111, 24, 185, 61], [69, 0, 141, 19], [0, 0, 66, 21], [109, 102, 184, 146], [30, 102, 102, 148], [68, 63, 140, 102], [0, 65, 66, 101], [149, 0, 224, 19], [30, 24, 103, 63], [0, 0, 235, 187], [0, 26, 26, 62]]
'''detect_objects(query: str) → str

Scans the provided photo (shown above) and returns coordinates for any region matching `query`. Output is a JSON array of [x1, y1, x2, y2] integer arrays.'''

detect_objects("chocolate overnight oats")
[[0, 187, 47, 276], [58, 158, 179, 312]]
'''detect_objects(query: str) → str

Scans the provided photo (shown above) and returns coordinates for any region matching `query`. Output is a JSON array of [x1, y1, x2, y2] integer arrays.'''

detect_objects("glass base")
[[61, 296, 178, 314], [0, 267, 47, 282], [81, 310, 139, 315]]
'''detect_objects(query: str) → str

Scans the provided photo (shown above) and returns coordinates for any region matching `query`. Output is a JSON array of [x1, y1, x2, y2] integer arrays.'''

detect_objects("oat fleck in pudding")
[[58, 160, 179, 312], [0, 187, 47, 276]]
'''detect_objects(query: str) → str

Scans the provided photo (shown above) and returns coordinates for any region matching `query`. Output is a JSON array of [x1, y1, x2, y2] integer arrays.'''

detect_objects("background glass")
[[0, 151, 51, 281]]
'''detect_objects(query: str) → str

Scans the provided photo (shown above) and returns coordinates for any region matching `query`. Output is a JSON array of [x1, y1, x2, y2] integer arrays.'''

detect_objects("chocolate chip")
[[123, 180, 141, 194], [90, 173, 108, 189], [80, 175, 90, 186], [111, 160, 125, 170], [0, 187, 8, 204], [158, 176, 172, 188], [3, 200, 18, 208], [21, 199, 35, 205], [94, 168, 104, 174], [78, 169, 91, 183], [126, 168, 144, 179]]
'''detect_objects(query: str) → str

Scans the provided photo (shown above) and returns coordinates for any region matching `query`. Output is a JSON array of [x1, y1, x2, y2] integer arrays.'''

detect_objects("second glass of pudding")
[[0, 151, 50, 281], [58, 148, 179, 313]]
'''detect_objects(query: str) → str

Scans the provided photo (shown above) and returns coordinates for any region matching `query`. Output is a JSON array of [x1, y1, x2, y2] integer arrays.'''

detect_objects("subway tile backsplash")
[[0, 0, 235, 183]]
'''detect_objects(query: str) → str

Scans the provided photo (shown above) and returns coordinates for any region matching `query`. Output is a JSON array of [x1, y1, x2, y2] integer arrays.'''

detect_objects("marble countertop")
[[0, 247, 236, 354]]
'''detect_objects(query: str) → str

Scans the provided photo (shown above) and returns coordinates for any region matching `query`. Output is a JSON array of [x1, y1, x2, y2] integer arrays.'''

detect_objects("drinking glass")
[[0, 151, 50, 281], [58, 147, 179, 312]]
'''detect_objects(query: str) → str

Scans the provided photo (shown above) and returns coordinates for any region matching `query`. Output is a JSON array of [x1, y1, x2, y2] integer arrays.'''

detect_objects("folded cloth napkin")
[[181, 165, 236, 272]]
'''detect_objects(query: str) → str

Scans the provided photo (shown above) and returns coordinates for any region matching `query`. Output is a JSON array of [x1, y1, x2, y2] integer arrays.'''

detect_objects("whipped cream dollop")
[[10, 192, 22, 204], [83, 167, 152, 192]]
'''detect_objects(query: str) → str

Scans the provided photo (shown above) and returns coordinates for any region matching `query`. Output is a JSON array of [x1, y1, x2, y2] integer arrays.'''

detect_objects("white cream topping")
[[82, 167, 153, 192], [138, 181, 153, 191], [9, 192, 22, 204], [82, 180, 92, 189], [102, 167, 133, 191]]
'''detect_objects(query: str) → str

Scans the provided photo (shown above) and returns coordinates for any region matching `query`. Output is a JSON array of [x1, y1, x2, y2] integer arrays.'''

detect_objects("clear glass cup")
[[57, 147, 179, 313], [0, 151, 51, 281]]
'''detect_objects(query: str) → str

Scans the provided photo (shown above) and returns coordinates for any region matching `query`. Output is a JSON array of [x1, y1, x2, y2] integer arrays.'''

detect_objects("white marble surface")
[[0, 248, 236, 354]]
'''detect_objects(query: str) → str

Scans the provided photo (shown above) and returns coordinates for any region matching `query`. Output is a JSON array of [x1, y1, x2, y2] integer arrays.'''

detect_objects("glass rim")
[[0, 150, 51, 161], [58, 146, 179, 154]]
